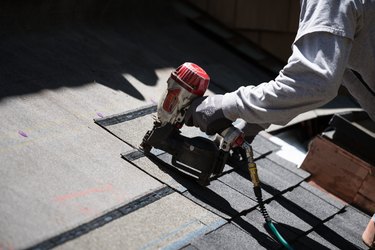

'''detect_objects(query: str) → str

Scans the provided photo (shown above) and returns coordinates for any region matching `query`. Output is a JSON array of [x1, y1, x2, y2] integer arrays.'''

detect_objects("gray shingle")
[[262, 199, 320, 236], [218, 170, 273, 201], [267, 152, 310, 179], [183, 180, 258, 219], [253, 158, 304, 194], [316, 207, 371, 249], [221, 155, 304, 199], [251, 134, 281, 155], [282, 186, 340, 221], [300, 182, 346, 210], [302, 225, 363, 250], [295, 231, 343, 250], [234, 209, 297, 249], [189, 223, 277, 250], [128, 152, 189, 193]]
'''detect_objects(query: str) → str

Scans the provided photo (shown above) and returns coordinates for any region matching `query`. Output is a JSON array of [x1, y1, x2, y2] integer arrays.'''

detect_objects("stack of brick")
[[300, 113, 375, 214], [301, 136, 375, 214], [187, 0, 300, 62]]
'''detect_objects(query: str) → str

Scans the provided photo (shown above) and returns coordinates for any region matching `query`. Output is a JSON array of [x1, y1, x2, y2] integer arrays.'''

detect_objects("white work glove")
[[185, 95, 233, 135], [234, 119, 266, 143]]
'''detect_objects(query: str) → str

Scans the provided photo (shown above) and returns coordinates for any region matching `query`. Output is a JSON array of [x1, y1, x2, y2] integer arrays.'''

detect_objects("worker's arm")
[[185, 31, 353, 134], [222, 31, 353, 125]]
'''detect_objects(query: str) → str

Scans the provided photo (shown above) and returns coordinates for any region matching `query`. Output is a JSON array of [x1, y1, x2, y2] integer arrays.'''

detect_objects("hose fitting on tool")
[[242, 142, 294, 250], [243, 142, 270, 221], [244, 143, 260, 187]]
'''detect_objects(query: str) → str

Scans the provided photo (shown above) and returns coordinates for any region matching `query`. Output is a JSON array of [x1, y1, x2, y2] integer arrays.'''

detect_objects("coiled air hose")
[[243, 143, 294, 250]]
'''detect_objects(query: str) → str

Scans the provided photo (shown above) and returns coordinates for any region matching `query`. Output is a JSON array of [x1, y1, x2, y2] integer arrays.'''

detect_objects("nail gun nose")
[[219, 126, 245, 151], [233, 135, 245, 147]]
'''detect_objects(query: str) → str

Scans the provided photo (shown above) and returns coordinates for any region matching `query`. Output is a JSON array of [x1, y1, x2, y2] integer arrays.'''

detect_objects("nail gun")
[[141, 62, 244, 186], [140, 63, 294, 249]]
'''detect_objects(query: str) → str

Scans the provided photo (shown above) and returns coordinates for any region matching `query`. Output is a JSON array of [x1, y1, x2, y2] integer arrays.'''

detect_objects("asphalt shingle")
[[299, 182, 346, 210], [183, 180, 258, 219], [315, 207, 370, 249], [295, 230, 346, 250], [266, 152, 311, 179], [123, 151, 188, 193], [296, 206, 370, 249], [262, 199, 320, 237], [97, 100, 374, 249], [234, 157, 305, 196], [97, 106, 371, 250], [234, 209, 296, 249], [282, 186, 341, 221], [97, 105, 371, 250], [218, 169, 274, 201], [187, 223, 277, 250], [251, 133, 281, 155]]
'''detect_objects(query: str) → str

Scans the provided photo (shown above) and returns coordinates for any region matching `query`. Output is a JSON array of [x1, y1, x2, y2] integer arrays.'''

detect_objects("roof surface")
[[0, 0, 371, 249], [93, 106, 369, 250]]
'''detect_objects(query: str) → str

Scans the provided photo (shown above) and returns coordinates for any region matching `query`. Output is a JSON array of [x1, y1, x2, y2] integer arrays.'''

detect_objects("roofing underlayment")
[[0, 0, 371, 249]]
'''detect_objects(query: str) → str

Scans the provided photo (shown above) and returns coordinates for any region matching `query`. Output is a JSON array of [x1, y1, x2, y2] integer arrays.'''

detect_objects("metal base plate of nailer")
[[141, 122, 228, 186]]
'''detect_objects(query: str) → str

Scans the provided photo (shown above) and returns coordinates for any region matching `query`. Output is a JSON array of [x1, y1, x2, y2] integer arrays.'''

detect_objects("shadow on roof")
[[0, 0, 272, 101]]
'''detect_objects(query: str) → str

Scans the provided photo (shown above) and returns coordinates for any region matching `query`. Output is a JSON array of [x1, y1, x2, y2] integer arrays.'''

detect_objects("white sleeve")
[[222, 32, 352, 125]]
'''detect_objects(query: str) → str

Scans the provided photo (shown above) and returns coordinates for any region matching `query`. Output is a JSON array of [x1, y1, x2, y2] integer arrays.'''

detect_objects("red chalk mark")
[[0, 242, 14, 250], [113, 191, 126, 203], [78, 206, 92, 215], [18, 130, 28, 138], [55, 184, 113, 202]]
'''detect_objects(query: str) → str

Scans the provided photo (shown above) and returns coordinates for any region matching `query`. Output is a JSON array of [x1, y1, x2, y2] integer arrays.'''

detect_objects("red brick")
[[354, 174, 375, 213], [301, 136, 371, 203], [353, 193, 375, 214]]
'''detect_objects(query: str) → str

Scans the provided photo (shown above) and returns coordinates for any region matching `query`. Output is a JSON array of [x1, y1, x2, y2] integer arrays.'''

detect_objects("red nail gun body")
[[141, 63, 243, 185]]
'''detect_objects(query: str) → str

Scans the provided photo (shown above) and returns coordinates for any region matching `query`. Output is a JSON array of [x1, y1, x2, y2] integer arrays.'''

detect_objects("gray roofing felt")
[[0, 0, 371, 249]]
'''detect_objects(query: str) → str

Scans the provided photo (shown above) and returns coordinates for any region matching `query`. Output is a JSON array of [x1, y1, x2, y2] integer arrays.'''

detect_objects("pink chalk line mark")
[[78, 206, 93, 215], [0, 243, 15, 250], [54, 184, 113, 202], [97, 112, 104, 118], [18, 130, 28, 138], [150, 98, 158, 105]]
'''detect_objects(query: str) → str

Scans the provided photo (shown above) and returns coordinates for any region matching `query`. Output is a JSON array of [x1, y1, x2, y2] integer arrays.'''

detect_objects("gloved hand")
[[234, 119, 266, 143], [185, 95, 233, 135]]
